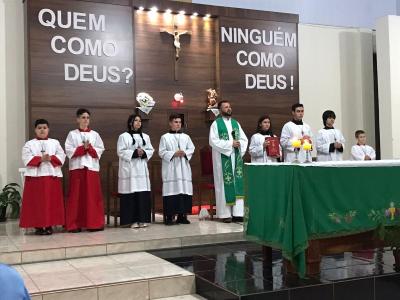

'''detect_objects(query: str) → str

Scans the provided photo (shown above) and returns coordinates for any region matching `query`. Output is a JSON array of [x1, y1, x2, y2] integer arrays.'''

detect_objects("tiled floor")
[[0, 216, 244, 264], [15, 252, 196, 300], [151, 242, 400, 300]]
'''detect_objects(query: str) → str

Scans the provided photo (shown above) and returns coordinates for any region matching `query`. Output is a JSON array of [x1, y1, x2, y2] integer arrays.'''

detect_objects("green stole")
[[216, 117, 244, 205]]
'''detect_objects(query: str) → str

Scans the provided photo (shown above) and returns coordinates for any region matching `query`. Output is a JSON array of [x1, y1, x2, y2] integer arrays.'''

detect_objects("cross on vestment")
[[160, 21, 191, 81]]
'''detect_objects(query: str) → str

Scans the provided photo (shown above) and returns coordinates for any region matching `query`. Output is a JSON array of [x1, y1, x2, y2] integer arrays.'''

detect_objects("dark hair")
[[76, 108, 91, 117], [127, 114, 142, 131], [291, 103, 304, 112], [218, 100, 230, 109], [34, 119, 49, 128], [256, 115, 272, 134], [322, 110, 336, 126], [169, 113, 182, 122], [355, 130, 365, 138]]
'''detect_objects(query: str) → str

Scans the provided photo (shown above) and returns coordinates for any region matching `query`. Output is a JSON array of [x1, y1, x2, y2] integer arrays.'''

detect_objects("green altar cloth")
[[244, 161, 400, 277]]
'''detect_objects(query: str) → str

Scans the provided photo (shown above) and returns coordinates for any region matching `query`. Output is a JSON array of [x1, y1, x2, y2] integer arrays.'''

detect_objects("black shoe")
[[68, 228, 82, 233], [176, 214, 191, 224], [87, 228, 104, 232], [35, 228, 45, 235], [222, 217, 232, 223], [45, 227, 53, 235], [232, 217, 244, 222], [165, 215, 174, 225]]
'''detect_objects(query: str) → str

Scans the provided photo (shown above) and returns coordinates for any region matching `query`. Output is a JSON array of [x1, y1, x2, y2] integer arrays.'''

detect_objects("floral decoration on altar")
[[136, 92, 155, 114]]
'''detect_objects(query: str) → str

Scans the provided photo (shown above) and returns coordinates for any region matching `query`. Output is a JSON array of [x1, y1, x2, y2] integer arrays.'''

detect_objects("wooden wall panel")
[[27, 0, 299, 216]]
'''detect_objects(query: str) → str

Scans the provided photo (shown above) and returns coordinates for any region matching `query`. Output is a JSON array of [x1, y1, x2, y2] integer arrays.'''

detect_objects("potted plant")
[[0, 183, 21, 222]]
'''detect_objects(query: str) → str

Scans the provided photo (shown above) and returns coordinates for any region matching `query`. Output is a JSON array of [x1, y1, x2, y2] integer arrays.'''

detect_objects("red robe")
[[20, 155, 65, 228], [65, 129, 105, 231]]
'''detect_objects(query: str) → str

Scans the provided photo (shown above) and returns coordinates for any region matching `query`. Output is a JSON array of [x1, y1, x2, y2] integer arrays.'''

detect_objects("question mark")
[[122, 67, 133, 83]]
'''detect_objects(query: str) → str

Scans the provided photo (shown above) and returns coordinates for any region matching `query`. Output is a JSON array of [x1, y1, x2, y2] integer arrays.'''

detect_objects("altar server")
[[280, 104, 313, 163], [209, 101, 248, 223], [20, 119, 66, 235], [315, 110, 345, 161], [351, 130, 376, 161], [65, 108, 105, 232], [117, 114, 154, 228], [159, 113, 195, 225], [249, 115, 281, 163]]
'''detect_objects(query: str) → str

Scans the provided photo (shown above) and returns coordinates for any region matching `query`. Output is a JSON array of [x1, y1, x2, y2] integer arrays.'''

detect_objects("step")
[[16, 252, 196, 300], [154, 295, 207, 300], [0, 217, 244, 265]]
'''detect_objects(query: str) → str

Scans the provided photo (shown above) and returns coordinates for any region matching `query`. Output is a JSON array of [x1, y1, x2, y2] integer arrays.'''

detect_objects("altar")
[[244, 160, 400, 277]]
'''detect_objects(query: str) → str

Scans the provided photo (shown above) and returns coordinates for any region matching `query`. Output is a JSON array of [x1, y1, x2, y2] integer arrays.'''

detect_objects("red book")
[[266, 137, 280, 157]]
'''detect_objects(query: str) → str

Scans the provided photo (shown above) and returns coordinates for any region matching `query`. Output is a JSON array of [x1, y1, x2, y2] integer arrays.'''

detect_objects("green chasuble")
[[216, 117, 244, 205]]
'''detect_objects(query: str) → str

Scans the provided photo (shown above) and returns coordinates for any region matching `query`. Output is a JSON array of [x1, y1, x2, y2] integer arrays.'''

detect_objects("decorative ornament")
[[174, 92, 184, 103], [136, 92, 155, 114], [206, 88, 219, 117]]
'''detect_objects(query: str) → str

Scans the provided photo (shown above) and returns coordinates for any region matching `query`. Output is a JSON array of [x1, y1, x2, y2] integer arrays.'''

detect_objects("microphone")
[[231, 130, 236, 140]]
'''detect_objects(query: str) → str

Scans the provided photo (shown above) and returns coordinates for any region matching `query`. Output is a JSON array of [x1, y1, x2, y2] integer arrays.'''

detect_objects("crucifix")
[[160, 18, 191, 81]]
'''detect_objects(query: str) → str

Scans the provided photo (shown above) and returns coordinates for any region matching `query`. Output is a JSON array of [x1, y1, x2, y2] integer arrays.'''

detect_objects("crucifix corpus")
[[160, 22, 192, 81]]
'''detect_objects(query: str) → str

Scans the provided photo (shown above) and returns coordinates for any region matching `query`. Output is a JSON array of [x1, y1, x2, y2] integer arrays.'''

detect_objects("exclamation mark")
[[290, 75, 294, 90]]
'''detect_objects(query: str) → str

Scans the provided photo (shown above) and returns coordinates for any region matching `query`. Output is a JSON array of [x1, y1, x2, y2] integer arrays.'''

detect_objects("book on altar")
[[266, 136, 280, 157]]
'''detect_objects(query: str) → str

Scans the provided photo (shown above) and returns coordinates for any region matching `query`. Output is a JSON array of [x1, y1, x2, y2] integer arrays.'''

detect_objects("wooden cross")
[[160, 19, 191, 81]]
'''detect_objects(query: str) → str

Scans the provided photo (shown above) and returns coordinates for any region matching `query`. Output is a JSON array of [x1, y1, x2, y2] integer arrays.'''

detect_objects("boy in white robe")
[[20, 119, 66, 235], [280, 104, 313, 163], [159, 113, 195, 225], [351, 130, 376, 160], [316, 110, 345, 161], [65, 108, 105, 232], [209, 101, 248, 223], [117, 114, 154, 228], [249, 115, 281, 163]]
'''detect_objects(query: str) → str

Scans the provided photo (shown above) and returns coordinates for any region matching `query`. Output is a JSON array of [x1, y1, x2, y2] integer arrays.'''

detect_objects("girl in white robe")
[[249, 115, 282, 163], [117, 114, 154, 228], [316, 110, 345, 161], [159, 114, 195, 225], [20, 119, 66, 235]]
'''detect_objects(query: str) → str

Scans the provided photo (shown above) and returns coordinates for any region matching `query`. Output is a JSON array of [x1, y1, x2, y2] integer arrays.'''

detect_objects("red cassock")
[[64, 129, 105, 231], [65, 168, 104, 230], [20, 154, 65, 228], [20, 177, 65, 228]]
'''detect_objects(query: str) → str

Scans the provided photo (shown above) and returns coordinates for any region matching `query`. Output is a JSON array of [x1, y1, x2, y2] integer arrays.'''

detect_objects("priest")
[[65, 108, 105, 232], [280, 104, 313, 163], [209, 101, 248, 223], [159, 113, 195, 225]]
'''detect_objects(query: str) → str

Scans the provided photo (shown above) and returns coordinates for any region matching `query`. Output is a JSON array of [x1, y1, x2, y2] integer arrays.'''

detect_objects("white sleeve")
[[280, 124, 293, 151], [22, 142, 36, 166], [209, 121, 233, 157], [65, 131, 77, 159], [92, 132, 105, 159], [183, 135, 195, 161], [117, 134, 134, 162], [351, 146, 364, 160], [143, 135, 154, 161], [158, 135, 175, 162], [316, 131, 330, 154], [238, 124, 248, 157], [369, 146, 376, 160], [54, 141, 66, 165], [249, 134, 264, 159]]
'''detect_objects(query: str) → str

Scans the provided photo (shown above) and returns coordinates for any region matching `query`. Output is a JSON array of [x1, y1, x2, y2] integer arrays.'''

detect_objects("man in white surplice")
[[209, 101, 248, 223], [280, 104, 313, 163], [159, 113, 195, 225]]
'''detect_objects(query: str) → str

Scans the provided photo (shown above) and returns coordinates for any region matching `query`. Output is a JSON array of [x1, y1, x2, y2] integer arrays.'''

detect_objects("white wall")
[[376, 16, 400, 159], [0, 0, 26, 188], [194, 0, 397, 29], [299, 24, 375, 158]]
